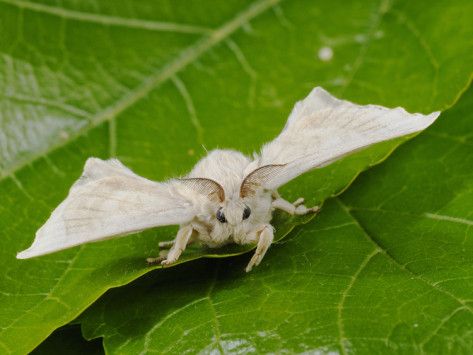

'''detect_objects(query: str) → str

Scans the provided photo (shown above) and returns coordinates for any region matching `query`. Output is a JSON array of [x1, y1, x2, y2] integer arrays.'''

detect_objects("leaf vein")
[[0, 0, 212, 34], [419, 306, 467, 350], [424, 212, 473, 227], [339, 0, 391, 95], [337, 248, 380, 355], [0, 246, 84, 334], [0, 93, 91, 118], [337, 199, 473, 316], [140, 297, 208, 354], [171, 75, 204, 145]]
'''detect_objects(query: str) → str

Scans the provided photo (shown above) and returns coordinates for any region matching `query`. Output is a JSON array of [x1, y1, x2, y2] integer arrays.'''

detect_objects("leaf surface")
[[79, 87, 473, 353], [0, 0, 472, 352]]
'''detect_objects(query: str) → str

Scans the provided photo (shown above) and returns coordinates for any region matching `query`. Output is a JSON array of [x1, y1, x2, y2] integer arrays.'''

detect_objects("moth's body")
[[186, 149, 271, 247], [17, 87, 440, 272], [156, 149, 310, 271]]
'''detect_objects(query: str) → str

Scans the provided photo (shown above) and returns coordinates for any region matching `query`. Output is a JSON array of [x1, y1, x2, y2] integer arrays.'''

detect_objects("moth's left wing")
[[17, 158, 214, 259], [241, 87, 440, 195]]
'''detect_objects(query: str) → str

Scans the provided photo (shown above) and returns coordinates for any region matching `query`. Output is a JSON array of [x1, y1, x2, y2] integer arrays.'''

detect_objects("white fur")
[[17, 87, 440, 271]]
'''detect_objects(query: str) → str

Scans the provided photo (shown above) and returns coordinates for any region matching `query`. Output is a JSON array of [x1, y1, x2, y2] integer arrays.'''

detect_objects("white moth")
[[17, 87, 440, 272]]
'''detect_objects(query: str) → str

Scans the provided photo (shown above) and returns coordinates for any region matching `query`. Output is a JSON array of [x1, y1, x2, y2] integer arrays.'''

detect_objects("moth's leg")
[[146, 225, 194, 265], [160, 225, 195, 266], [158, 240, 175, 249], [146, 249, 169, 265], [245, 225, 274, 272], [159, 231, 198, 250], [272, 195, 320, 215]]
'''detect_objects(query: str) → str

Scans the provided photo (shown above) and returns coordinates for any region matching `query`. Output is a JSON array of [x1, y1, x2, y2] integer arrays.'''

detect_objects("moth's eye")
[[242, 206, 251, 220], [216, 208, 227, 223]]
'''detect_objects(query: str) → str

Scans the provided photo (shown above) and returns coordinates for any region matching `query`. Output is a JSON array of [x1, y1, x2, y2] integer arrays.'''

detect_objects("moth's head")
[[215, 199, 251, 226]]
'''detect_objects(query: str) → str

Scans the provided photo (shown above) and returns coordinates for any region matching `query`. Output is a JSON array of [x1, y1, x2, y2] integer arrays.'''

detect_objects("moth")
[[17, 87, 439, 272]]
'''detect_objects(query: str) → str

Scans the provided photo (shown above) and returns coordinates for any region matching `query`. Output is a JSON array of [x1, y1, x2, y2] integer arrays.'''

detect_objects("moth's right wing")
[[241, 87, 439, 196], [17, 158, 218, 259]]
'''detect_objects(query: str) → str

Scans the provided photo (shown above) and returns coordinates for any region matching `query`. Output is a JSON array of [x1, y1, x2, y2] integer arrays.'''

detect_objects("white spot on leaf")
[[318, 46, 333, 62]]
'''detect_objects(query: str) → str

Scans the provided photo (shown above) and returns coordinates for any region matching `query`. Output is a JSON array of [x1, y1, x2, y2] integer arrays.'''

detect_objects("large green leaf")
[[78, 86, 473, 353], [0, 0, 472, 352]]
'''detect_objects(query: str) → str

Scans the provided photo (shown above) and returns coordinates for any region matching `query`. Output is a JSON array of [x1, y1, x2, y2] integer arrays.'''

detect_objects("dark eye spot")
[[216, 208, 227, 223], [242, 206, 251, 220]]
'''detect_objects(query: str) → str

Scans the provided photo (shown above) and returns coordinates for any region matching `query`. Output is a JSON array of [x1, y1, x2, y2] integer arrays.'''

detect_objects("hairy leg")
[[246, 225, 274, 272], [161, 225, 194, 265], [146, 249, 169, 265], [158, 240, 175, 249], [146, 225, 194, 265], [272, 194, 320, 215]]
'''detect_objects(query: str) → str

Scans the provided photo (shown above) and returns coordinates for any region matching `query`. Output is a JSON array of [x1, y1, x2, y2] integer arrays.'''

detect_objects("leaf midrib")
[[0, 0, 282, 181]]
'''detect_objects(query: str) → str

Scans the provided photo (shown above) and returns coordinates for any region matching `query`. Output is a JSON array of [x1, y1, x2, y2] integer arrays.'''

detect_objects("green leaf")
[[79, 87, 473, 353], [0, 0, 472, 352]]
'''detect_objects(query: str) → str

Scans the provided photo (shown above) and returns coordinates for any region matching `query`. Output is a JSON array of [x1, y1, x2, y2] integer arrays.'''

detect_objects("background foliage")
[[0, 0, 472, 353]]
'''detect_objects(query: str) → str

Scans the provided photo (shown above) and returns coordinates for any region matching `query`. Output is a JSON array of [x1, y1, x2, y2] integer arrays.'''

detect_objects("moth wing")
[[17, 158, 199, 259], [245, 87, 440, 192]]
